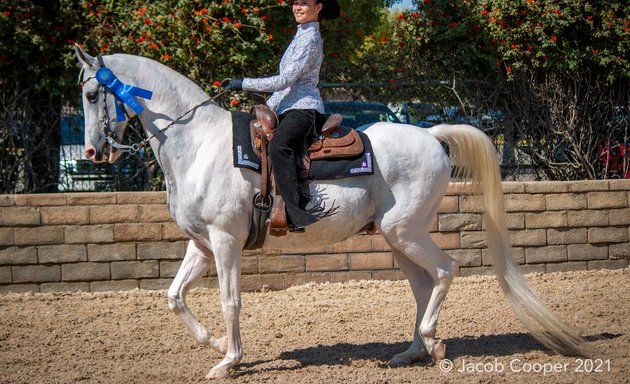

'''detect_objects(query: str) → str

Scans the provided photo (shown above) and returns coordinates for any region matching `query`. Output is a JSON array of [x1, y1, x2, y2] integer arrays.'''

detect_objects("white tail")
[[428, 124, 592, 356]]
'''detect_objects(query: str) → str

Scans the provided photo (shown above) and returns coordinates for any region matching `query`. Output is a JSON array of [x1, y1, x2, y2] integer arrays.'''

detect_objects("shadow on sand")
[[234, 332, 619, 376]]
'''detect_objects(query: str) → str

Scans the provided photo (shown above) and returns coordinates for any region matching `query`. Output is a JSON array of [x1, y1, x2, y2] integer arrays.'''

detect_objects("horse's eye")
[[86, 92, 98, 103]]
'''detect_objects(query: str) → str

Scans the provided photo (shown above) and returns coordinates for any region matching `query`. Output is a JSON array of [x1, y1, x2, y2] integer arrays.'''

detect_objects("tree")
[[372, 0, 630, 180], [0, 0, 83, 193], [76, 0, 397, 95]]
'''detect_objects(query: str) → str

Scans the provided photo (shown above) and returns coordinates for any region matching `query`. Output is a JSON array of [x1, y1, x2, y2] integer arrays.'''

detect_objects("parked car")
[[393, 101, 504, 133], [324, 101, 401, 131]]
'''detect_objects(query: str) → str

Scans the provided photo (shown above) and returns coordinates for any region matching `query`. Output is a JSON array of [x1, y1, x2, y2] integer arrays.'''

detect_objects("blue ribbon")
[[96, 67, 153, 122]]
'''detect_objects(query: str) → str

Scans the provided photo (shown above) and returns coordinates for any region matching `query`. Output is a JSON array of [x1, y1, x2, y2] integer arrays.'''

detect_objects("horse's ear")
[[74, 44, 99, 68]]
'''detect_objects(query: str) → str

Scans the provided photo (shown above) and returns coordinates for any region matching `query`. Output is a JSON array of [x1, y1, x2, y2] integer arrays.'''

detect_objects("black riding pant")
[[269, 109, 325, 227]]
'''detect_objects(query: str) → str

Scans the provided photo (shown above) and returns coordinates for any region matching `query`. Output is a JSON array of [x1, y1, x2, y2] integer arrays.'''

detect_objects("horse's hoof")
[[432, 341, 446, 362], [205, 366, 230, 380]]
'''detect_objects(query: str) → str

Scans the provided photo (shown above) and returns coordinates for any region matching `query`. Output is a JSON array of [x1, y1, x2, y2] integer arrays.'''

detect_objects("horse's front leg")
[[206, 233, 243, 379], [167, 240, 227, 354]]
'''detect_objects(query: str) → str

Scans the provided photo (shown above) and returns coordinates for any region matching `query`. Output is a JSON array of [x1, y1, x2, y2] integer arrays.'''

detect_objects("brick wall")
[[1, 180, 628, 293]]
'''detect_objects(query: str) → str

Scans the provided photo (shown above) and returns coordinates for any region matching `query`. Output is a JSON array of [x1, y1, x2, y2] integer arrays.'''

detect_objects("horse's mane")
[[108, 53, 212, 101]]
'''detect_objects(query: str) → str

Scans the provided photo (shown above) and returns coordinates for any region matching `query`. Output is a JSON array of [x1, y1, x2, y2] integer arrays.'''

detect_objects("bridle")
[[79, 55, 230, 156]]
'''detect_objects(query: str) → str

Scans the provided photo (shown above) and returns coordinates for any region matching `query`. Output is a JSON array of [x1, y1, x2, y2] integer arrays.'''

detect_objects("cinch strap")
[[95, 66, 153, 122]]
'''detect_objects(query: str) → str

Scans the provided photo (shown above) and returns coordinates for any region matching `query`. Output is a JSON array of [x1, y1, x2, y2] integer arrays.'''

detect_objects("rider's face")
[[292, 0, 322, 24]]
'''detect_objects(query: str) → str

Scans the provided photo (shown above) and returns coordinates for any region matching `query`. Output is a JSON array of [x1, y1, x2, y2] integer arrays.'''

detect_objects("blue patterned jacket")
[[242, 22, 325, 115]]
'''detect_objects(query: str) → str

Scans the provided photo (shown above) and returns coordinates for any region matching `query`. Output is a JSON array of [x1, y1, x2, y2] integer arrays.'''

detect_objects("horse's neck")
[[133, 68, 231, 188]]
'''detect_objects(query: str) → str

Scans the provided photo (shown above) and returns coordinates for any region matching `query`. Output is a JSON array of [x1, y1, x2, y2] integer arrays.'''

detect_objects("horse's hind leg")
[[387, 233, 459, 363], [420, 237, 458, 361], [388, 250, 432, 366], [167, 240, 227, 354]]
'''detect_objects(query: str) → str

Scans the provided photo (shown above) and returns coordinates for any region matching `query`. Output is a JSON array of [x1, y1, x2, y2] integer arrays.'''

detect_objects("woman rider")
[[225, 0, 340, 230]]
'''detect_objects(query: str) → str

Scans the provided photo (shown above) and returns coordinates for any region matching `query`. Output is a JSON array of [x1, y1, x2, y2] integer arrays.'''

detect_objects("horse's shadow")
[[234, 332, 619, 376]]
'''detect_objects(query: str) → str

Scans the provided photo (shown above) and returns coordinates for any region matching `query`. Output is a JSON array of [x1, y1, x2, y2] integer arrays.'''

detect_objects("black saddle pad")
[[232, 111, 374, 180]]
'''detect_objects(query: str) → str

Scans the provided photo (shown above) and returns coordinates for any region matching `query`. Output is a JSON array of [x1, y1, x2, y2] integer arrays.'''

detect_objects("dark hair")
[[317, 0, 340, 21]]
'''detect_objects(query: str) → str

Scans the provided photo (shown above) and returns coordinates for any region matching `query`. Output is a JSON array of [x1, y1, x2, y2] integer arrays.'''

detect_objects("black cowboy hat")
[[320, 0, 340, 20]]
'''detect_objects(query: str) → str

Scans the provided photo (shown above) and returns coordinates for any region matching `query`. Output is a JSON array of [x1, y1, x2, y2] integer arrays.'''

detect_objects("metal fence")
[[19, 81, 539, 193], [57, 115, 152, 192]]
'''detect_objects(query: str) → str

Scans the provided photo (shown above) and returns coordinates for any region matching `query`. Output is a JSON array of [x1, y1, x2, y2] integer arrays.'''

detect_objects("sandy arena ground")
[[1, 268, 628, 384]]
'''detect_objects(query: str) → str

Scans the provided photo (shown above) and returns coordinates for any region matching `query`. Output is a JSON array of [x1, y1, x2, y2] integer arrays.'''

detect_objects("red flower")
[[234, 22, 242, 29], [2, 11, 10, 17], [199, 8, 208, 14], [482, 10, 489, 15], [551, 35, 557, 42], [162, 54, 172, 60], [449, 22, 457, 28], [424, 0, 430, 3], [230, 99, 239, 106], [144, 19, 152, 25], [587, 15, 593, 21], [149, 44, 158, 49], [213, 81, 222, 87], [136, 37, 145, 43]]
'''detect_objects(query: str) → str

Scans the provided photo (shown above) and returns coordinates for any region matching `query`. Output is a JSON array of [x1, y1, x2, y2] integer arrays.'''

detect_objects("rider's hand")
[[221, 78, 243, 91]]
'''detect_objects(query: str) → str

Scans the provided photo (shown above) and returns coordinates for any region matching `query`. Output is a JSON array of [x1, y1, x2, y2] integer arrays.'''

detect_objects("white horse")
[[74, 46, 590, 379]]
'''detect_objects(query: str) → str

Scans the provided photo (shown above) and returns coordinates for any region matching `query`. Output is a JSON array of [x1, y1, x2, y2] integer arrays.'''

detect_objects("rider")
[[224, 0, 340, 231]]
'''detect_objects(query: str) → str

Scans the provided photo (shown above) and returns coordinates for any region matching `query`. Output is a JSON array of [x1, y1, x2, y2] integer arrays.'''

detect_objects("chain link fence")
[[4, 82, 595, 194]]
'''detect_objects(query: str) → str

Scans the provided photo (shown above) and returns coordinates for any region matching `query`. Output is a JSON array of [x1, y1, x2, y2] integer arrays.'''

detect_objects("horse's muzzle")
[[84, 143, 121, 163]]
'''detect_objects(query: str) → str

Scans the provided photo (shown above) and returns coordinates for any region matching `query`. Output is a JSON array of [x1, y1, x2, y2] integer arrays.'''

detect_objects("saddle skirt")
[[232, 111, 374, 180]]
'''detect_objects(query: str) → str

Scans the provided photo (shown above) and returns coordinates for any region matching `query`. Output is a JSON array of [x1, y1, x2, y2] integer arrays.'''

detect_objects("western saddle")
[[248, 103, 364, 241]]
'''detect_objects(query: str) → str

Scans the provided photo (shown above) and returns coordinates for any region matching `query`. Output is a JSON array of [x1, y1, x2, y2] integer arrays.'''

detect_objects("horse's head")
[[74, 45, 133, 163]]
